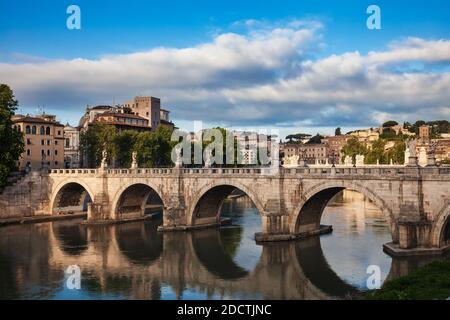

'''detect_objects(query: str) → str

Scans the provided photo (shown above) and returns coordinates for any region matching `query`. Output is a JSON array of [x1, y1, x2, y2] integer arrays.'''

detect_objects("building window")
[[40, 126, 45, 135], [26, 126, 31, 134], [46, 127, 51, 135], [27, 139, 31, 145], [41, 140, 44, 146], [65, 138, 70, 147], [55, 140, 58, 145], [55, 150, 58, 156], [41, 150, 45, 156], [27, 149, 31, 156], [32, 126, 37, 134], [47, 150, 50, 156], [47, 140, 51, 146], [55, 161, 58, 166], [57, 130, 61, 135]]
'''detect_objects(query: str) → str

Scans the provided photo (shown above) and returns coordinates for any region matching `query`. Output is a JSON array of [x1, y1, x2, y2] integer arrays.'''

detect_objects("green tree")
[[80, 122, 117, 167], [335, 127, 342, 136], [114, 130, 138, 167], [0, 84, 24, 191], [341, 137, 367, 162], [366, 139, 386, 164], [134, 126, 174, 167], [285, 133, 311, 143], [382, 120, 399, 128], [306, 133, 324, 144]]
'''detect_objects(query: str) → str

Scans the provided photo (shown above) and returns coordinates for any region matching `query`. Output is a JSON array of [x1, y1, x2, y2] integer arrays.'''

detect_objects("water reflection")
[[0, 191, 446, 300]]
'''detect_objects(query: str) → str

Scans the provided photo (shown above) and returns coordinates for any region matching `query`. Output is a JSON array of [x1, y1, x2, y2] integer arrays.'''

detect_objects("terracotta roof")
[[12, 116, 64, 126], [96, 112, 148, 120]]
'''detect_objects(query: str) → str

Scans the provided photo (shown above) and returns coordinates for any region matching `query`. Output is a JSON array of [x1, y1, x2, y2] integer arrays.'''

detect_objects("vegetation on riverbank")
[[366, 260, 450, 300]]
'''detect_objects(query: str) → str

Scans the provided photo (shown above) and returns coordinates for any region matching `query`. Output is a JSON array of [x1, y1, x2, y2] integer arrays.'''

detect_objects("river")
[[0, 190, 444, 299]]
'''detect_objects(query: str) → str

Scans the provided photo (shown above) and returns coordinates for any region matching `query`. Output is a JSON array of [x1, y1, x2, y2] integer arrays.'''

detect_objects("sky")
[[1, 0, 450, 137]]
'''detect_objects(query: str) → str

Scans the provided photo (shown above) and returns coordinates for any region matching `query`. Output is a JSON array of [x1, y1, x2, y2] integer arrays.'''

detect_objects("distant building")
[[64, 124, 80, 168], [12, 114, 65, 170], [123, 96, 162, 129], [321, 135, 351, 164], [159, 108, 175, 131], [434, 139, 450, 163], [78, 105, 114, 130], [419, 125, 430, 142], [349, 128, 380, 147], [281, 142, 328, 165], [94, 112, 151, 132]]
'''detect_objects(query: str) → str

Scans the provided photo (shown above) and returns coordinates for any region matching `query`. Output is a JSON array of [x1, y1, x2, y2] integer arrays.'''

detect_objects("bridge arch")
[[290, 180, 397, 242], [111, 182, 165, 220], [187, 181, 265, 227], [50, 179, 95, 214], [431, 199, 450, 248]]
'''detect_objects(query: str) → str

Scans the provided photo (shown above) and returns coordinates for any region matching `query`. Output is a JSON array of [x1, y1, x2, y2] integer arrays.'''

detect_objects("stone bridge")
[[43, 165, 450, 256]]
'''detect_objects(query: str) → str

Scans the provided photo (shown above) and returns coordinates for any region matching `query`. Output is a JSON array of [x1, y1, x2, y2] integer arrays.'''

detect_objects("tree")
[[335, 127, 342, 136], [0, 84, 24, 191], [80, 122, 117, 167], [114, 130, 138, 167], [285, 133, 311, 143], [306, 134, 324, 144], [134, 126, 174, 167], [341, 137, 367, 162], [382, 120, 398, 128]]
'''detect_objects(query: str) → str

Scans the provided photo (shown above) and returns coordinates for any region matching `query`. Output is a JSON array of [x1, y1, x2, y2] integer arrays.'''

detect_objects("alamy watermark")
[[367, 5, 381, 30], [65, 265, 81, 290], [66, 5, 81, 30], [366, 265, 382, 289]]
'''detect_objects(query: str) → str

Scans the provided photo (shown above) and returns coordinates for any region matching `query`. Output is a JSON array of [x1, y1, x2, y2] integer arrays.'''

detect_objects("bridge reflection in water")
[[0, 191, 445, 300]]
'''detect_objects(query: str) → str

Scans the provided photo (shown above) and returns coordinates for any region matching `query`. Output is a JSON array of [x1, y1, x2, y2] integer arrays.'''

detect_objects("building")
[[434, 139, 450, 163], [281, 142, 328, 165], [159, 108, 175, 131], [419, 125, 431, 142], [321, 135, 351, 164], [94, 112, 151, 132], [349, 128, 380, 147], [12, 114, 65, 170], [78, 105, 114, 130], [64, 124, 80, 168], [123, 96, 161, 129]]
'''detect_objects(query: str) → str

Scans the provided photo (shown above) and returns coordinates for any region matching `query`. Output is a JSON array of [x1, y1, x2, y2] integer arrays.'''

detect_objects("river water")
[[0, 190, 443, 299]]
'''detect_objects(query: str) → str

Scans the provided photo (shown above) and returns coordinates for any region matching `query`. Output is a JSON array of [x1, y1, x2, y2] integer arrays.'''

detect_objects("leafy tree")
[[114, 130, 138, 167], [335, 127, 342, 136], [80, 122, 117, 167], [366, 139, 386, 164], [285, 133, 312, 143], [134, 126, 174, 167], [382, 120, 399, 128], [306, 134, 324, 144], [341, 137, 367, 162], [0, 84, 24, 191]]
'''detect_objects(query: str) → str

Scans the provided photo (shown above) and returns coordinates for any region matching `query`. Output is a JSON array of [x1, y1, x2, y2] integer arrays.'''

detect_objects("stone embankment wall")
[[0, 172, 49, 219]]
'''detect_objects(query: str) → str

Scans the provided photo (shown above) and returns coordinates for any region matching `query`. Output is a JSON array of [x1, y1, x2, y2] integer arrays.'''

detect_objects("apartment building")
[[12, 114, 65, 170]]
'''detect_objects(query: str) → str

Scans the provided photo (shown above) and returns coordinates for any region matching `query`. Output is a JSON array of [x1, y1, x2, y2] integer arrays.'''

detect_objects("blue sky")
[[1, 0, 450, 136]]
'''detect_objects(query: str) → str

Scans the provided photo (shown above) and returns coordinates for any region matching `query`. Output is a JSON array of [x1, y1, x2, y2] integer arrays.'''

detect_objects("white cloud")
[[1, 20, 449, 129]]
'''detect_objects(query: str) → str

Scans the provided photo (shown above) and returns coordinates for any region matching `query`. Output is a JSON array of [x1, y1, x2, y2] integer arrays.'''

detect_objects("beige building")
[[94, 112, 150, 132], [123, 96, 161, 129], [281, 143, 328, 165], [64, 124, 80, 168], [12, 114, 65, 170]]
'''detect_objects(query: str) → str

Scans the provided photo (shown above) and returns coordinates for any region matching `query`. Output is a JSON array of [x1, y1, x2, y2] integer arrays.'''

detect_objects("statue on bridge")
[[344, 155, 352, 166], [131, 151, 138, 169], [100, 147, 108, 170], [406, 139, 418, 166], [355, 154, 365, 167]]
